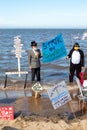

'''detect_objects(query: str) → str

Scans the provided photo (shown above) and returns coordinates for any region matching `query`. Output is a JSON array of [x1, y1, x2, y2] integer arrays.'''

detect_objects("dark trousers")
[[31, 68, 40, 82], [69, 63, 81, 82]]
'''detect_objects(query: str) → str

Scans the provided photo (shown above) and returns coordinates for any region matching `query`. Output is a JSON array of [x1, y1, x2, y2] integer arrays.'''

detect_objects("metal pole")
[[24, 74, 28, 89], [18, 57, 21, 77], [4, 75, 7, 88]]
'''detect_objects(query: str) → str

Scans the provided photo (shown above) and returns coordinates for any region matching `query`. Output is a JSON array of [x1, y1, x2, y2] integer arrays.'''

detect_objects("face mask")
[[74, 46, 79, 50]]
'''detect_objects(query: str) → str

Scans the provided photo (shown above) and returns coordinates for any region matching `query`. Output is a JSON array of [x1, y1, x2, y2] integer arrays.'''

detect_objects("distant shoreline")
[[0, 28, 86, 30]]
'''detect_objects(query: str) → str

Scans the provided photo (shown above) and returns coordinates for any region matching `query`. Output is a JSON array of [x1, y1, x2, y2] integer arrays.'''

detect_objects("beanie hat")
[[74, 42, 80, 47]]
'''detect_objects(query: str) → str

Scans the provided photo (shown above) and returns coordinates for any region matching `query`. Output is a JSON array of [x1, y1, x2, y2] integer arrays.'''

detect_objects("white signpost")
[[4, 36, 28, 88], [13, 35, 24, 77], [47, 81, 72, 110]]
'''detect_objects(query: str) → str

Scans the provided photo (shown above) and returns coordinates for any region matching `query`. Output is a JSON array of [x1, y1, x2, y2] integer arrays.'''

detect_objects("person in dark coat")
[[66, 42, 85, 83], [28, 41, 42, 82]]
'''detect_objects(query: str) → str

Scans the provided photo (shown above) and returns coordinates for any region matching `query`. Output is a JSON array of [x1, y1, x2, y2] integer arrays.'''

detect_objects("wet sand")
[[0, 81, 87, 130], [0, 81, 80, 118]]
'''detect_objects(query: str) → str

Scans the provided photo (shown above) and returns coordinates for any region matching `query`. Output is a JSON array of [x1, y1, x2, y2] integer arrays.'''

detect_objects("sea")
[[0, 28, 87, 85]]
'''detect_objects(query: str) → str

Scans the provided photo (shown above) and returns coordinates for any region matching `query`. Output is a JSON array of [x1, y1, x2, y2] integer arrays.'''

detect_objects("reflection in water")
[[0, 89, 32, 99], [0, 89, 80, 118], [28, 97, 43, 113], [4, 90, 8, 98]]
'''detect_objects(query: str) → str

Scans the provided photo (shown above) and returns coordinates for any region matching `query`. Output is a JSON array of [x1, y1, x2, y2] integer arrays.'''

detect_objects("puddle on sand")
[[14, 96, 80, 119], [0, 90, 80, 118], [0, 90, 32, 99]]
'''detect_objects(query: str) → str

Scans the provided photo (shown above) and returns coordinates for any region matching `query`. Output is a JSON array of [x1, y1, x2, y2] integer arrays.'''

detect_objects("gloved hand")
[[66, 56, 69, 60]]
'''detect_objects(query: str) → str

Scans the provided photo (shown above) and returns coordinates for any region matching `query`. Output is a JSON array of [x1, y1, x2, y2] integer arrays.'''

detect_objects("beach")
[[1, 0, 87, 127], [1, 116, 87, 130], [0, 29, 87, 129], [0, 81, 87, 130]]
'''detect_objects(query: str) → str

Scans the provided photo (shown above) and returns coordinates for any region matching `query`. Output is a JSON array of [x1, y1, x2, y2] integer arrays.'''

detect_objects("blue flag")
[[42, 33, 67, 63]]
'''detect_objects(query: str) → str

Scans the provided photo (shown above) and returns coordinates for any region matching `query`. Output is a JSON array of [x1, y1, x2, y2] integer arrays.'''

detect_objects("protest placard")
[[47, 81, 71, 109], [0, 106, 14, 120], [32, 82, 43, 92]]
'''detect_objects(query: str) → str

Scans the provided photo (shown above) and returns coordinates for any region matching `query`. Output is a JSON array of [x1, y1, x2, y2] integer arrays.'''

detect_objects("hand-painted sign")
[[0, 106, 14, 120], [42, 33, 67, 63], [47, 81, 71, 109], [32, 82, 43, 92]]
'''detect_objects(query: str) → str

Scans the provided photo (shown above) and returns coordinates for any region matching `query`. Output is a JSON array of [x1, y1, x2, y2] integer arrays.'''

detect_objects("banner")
[[42, 33, 67, 63], [47, 81, 71, 109]]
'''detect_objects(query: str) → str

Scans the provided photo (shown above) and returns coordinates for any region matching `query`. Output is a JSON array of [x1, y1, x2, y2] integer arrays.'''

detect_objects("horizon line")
[[0, 27, 86, 29]]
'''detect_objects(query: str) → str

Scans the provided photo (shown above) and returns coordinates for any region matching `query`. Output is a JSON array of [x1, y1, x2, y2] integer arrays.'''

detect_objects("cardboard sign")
[[32, 82, 43, 92], [47, 81, 71, 109], [0, 106, 14, 120]]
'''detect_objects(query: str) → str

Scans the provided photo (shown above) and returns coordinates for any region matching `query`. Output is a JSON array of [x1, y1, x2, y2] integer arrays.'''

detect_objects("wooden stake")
[[68, 101, 77, 119]]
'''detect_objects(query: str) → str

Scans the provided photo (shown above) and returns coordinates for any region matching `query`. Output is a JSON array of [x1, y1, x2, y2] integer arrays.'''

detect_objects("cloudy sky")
[[0, 0, 87, 28]]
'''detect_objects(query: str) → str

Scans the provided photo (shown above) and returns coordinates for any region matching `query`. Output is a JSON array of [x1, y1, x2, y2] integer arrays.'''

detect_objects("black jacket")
[[67, 49, 84, 66]]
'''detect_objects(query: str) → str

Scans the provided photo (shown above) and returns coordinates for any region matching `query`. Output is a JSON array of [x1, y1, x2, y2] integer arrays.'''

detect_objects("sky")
[[0, 0, 87, 28]]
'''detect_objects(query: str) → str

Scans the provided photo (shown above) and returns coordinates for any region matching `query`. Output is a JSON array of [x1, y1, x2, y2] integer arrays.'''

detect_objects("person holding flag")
[[66, 42, 85, 83]]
